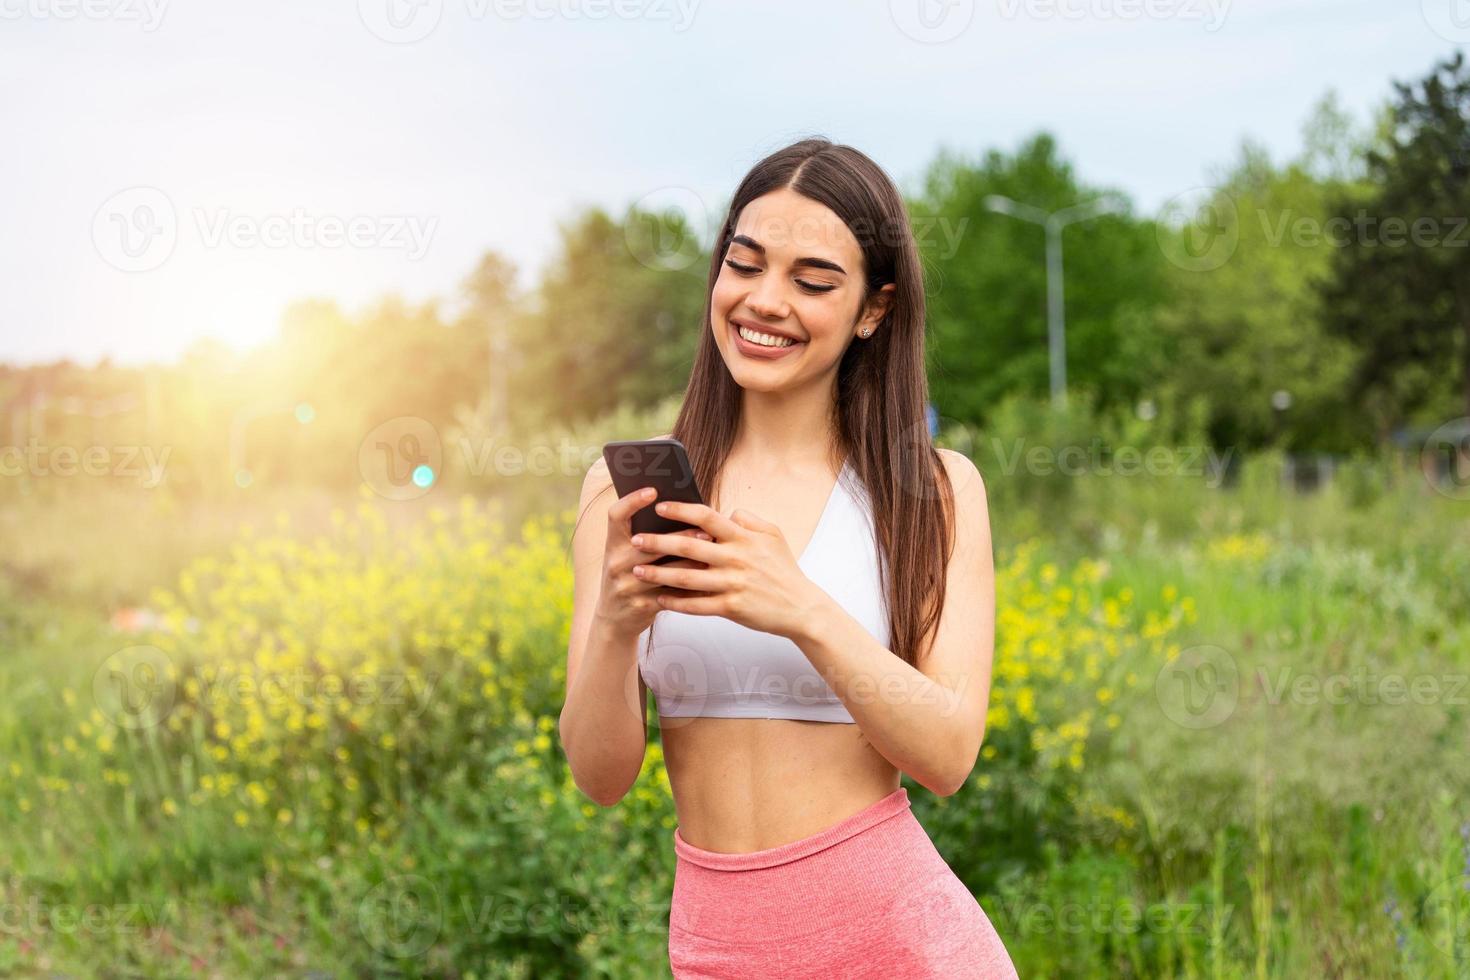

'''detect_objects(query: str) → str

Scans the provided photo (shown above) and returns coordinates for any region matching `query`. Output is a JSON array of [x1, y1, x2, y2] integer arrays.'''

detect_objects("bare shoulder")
[[935, 447, 986, 500], [580, 455, 612, 508], [934, 448, 990, 557]]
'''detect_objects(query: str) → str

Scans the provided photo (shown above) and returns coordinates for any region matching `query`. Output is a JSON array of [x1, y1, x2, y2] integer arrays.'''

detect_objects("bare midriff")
[[658, 715, 902, 853]]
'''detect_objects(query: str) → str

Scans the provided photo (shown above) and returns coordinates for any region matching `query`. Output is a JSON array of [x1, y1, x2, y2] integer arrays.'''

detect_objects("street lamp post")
[[984, 194, 1123, 409]]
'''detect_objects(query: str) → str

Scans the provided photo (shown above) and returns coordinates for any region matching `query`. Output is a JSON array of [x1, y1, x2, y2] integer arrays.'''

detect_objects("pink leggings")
[[668, 786, 1019, 978]]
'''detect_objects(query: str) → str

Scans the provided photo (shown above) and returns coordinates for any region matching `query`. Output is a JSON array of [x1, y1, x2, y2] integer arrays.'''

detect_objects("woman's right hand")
[[595, 485, 711, 639]]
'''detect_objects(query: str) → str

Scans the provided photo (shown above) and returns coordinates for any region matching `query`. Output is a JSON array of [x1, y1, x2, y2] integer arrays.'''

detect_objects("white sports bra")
[[636, 459, 890, 723]]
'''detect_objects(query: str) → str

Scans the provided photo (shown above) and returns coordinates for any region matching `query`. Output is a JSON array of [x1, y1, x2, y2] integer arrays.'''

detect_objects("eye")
[[724, 259, 837, 294]]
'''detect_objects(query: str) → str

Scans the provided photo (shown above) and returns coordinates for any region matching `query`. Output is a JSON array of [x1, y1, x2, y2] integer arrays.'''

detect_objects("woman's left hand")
[[628, 500, 829, 640]]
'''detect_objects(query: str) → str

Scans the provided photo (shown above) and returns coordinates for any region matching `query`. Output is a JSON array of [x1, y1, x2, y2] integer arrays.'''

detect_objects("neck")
[[732, 372, 841, 471]]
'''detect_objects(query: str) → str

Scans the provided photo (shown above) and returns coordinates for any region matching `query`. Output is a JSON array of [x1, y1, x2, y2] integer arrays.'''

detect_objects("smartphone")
[[602, 438, 707, 566]]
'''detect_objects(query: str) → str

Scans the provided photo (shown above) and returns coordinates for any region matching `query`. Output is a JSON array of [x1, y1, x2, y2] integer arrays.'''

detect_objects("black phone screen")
[[602, 439, 707, 565]]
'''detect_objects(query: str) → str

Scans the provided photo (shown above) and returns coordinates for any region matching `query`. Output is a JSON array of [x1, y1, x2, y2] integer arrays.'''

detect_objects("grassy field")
[[0, 449, 1467, 978]]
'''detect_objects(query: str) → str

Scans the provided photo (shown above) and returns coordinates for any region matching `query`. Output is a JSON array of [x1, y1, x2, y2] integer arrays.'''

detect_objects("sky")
[[1, 0, 1463, 366]]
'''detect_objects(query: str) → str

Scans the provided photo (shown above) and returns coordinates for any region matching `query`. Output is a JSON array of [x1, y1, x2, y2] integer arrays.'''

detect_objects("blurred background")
[[2, 2, 1469, 977]]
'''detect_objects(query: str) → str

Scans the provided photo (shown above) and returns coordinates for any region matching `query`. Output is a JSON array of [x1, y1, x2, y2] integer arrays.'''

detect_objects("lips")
[[729, 318, 806, 360], [730, 317, 803, 344]]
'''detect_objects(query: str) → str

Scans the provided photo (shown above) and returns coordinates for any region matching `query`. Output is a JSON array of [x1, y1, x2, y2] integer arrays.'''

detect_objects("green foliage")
[[508, 205, 709, 430], [1154, 139, 1365, 453], [914, 132, 1171, 428], [1320, 50, 1470, 430]]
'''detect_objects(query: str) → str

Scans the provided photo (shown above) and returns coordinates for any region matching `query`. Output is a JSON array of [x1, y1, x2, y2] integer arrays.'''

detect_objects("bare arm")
[[558, 437, 709, 806], [790, 448, 996, 796], [558, 457, 651, 807]]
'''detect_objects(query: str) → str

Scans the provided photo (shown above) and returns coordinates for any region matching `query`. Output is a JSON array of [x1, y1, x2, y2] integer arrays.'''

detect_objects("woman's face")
[[711, 187, 892, 391]]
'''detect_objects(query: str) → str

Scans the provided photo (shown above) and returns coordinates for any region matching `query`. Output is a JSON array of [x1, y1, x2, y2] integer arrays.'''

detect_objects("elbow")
[[578, 783, 627, 808], [931, 725, 985, 798], [558, 713, 634, 808]]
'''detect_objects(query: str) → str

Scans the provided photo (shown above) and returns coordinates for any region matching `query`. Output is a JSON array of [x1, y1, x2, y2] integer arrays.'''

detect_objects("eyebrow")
[[729, 234, 847, 275]]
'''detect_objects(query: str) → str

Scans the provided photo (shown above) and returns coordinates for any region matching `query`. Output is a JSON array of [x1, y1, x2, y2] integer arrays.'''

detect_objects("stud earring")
[[860, 327, 871, 338]]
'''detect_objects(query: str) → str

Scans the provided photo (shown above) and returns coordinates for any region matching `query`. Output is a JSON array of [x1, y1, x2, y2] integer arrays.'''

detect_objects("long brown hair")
[[585, 136, 955, 668]]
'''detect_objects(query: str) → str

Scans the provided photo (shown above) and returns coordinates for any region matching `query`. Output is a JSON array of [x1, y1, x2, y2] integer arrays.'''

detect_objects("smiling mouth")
[[731, 319, 804, 350]]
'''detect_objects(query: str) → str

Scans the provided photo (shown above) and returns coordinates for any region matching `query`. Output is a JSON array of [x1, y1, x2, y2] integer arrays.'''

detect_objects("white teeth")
[[736, 324, 795, 348]]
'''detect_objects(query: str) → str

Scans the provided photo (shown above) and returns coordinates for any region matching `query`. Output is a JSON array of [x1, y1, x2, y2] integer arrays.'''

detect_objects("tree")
[[1320, 51, 1470, 434], [510, 204, 708, 429], [1153, 133, 1364, 453], [913, 133, 1169, 429]]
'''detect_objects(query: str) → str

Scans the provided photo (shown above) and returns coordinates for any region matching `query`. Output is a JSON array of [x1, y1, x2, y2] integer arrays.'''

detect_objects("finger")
[[655, 593, 725, 616], [631, 532, 718, 564], [609, 486, 658, 527], [633, 563, 724, 593], [652, 501, 744, 541], [729, 509, 777, 534]]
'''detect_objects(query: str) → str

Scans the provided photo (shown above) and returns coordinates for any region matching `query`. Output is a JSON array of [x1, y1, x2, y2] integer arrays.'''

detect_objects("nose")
[[744, 273, 789, 321]]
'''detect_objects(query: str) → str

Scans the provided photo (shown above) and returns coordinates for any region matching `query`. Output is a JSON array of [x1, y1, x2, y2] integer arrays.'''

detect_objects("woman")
[[560, 137, 1018, 978]]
